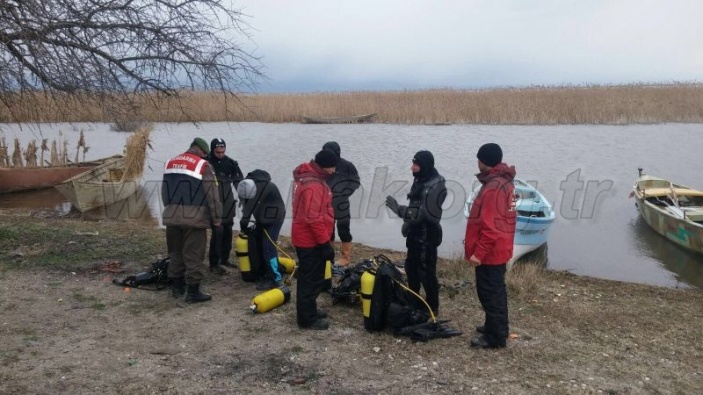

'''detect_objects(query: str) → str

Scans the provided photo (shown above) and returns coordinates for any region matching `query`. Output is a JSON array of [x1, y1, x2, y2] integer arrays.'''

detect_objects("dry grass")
[[2, 83, 703, 124], [121, 125, 152, 181], [0, 211, 701, 394]]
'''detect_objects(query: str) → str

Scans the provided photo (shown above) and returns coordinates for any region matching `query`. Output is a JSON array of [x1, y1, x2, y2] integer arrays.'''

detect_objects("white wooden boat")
[[55, 156, 139, 213], [631, 168, 703, 255], [465, 179, 555, 268]]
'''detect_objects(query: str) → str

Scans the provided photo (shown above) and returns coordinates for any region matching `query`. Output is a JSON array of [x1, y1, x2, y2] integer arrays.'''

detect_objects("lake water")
[[2, 122, 702, 289]]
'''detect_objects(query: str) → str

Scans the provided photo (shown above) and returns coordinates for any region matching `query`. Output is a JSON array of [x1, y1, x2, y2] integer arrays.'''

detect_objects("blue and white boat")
[[464, 179, 555, 268]]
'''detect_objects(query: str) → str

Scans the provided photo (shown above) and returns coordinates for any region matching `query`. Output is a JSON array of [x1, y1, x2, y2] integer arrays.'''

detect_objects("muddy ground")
[[0, 210, 702, 394]]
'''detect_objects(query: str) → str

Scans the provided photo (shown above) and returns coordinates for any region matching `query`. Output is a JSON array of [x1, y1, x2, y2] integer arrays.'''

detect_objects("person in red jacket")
[[465, 143, 517, 348], [292, 149, 338, 330]]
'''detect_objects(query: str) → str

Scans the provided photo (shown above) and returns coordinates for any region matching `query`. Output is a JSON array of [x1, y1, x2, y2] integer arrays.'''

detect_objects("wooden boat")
[[55, 156, 140, 213], [300, 113, 377, 124], [631, 168, 703, 255], [465, 179, 555, 269], [0, 156, 121, 194]]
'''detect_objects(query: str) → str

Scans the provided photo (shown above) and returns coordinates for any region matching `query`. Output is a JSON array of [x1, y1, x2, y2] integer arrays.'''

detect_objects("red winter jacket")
[[291, 161, 334, 248], [464, 163, 517, 264]]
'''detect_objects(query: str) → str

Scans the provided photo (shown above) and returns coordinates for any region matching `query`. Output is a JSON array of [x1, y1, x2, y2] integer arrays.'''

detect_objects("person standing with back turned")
[[465, 143, 517, 348], [162, 138, 222, 303], [292, 149, 338, 330], [322, 141, 360, 266]]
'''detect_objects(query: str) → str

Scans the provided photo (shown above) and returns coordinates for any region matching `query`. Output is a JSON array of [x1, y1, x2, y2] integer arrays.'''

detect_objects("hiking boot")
[[209, 265, 228, 275], [170, 277, 185, 298], [470, 335, 505, 349], [316, 309, 328, 319], [221, 261, 237, 269], [300, 318, 329, 330], [256, 278, 280, 291], [185, 284, 212, 303]]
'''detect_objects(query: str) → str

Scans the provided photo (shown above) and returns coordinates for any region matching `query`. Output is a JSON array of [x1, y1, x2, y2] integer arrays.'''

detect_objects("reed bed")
[[0, 131, 83, 168], [1, 83, 702, 124]]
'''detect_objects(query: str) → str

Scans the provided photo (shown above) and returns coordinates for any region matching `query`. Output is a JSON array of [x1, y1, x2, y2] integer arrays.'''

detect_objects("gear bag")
[[113, 257, 170, 289], [328, 259, 374, 304]]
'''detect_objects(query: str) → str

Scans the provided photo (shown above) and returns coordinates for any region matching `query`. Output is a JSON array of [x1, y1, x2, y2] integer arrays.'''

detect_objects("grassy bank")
[[2, 83, 703, 125], [1, 209, 702, 394]]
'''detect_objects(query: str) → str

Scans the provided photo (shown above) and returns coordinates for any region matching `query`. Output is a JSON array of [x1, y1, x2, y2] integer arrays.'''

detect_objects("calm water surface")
[[2, 122, 702, 289]]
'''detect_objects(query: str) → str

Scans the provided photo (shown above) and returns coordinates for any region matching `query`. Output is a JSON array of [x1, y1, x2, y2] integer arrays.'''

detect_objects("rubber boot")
[[185, 284, 212, 303], [170, 277, 185, 298], [337, 242, 352, 266]]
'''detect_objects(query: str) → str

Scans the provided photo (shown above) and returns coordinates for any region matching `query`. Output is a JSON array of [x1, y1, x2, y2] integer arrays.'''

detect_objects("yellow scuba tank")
[[323, 260, 332, 290], [235, 233, 250, 274], [361, 270, 376, 319], [250, 285, 291, 314], [278, 256, 296, 274]]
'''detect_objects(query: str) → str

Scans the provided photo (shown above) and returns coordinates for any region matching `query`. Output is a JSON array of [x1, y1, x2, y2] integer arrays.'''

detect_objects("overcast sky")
[[238, 0, 703, 93]]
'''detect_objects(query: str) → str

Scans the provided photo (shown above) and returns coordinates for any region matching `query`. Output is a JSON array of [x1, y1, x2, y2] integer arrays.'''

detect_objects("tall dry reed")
[[122, 125, 152, 181], [2, 84, 703, 125]]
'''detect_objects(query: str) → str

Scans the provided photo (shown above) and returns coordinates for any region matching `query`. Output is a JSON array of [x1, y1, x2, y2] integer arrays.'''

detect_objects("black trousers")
[[405, 240, 439, 315], [331, 217, 352, 242], [295, 246, 326, 327], [331, 198, 352, 242], [208, 223, 233, 266], [475, 264, 509, 347]]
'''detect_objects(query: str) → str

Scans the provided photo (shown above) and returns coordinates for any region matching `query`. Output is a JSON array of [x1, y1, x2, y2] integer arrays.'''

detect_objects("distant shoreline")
[[3, 83, 703, 125]]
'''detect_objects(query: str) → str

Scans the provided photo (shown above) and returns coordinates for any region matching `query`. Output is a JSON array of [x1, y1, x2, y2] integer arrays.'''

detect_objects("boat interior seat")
[[683, 209, 703, 222], [640, 187, 703, 198]]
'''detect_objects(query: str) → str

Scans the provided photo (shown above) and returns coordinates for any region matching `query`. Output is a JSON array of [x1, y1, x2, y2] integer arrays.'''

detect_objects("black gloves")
[[318, 243, 335, 262], [385, 195, 407, 218], [385, 195, 400, 216], [240, 219, 249, 234]]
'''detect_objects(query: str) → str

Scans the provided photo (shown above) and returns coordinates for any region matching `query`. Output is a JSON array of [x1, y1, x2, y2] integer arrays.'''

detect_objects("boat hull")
[[300, 113, 377, 124], [635, 198, 703, 255], [0, 165, 96, 194], [632, 173, 703, 255], [515, 215, 553, 248], [55, 156, 140, 213]]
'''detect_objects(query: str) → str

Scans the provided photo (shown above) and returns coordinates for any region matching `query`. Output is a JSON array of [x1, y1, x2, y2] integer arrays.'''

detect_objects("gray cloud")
[[240, 0, 703, 92]]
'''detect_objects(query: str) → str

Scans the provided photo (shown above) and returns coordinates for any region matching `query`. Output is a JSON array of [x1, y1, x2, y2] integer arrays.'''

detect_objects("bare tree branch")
[[0, 0, 263, 122]]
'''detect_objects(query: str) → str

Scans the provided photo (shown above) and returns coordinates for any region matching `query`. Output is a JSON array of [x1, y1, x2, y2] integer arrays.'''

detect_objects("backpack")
[[363, 255, 430, 332], [113, 257, 170, 289]]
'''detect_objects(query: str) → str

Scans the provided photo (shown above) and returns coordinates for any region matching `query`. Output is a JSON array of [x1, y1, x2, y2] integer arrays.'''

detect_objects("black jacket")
[[240, 169, 286, 227], [399, 168, 446, 247], [207, 154, 243, 224], [322, 142, 360, 217]]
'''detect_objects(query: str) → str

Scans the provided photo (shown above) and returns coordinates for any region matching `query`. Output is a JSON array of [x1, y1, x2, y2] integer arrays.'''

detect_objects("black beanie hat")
[[412, 150, 435, 171], [322, 141, 341, 158], [476, 143, 503, 167], [210, 138, 226, 152], [314, 149, 338, 168]]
